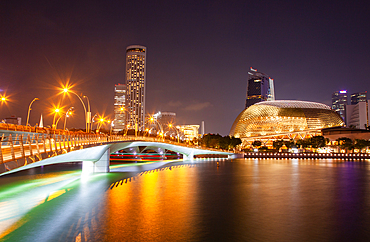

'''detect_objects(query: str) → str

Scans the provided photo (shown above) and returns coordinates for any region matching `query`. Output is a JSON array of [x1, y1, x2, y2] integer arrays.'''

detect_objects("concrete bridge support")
[[183, 151, 194, 160], [82, 148, 110, 173]]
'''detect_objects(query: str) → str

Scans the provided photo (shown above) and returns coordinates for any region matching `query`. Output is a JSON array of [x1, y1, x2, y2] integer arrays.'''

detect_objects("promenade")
[[245, 151, 370, 160]]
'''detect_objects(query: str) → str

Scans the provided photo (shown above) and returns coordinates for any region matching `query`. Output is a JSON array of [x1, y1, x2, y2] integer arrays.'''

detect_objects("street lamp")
[[26, 98, 39, 126], [96, 115, 107, 132], [52, 108, 62, 129], [83, 95, 91, 133], [0, 94, 8, 104], [149, 116, 164, 141], [168, 123, 180, 143], [61, 87, 88, 132], [64, 107, 74, 130]]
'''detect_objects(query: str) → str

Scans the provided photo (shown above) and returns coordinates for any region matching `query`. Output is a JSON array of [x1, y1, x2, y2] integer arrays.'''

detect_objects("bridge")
[[0, 130, 237, 176]]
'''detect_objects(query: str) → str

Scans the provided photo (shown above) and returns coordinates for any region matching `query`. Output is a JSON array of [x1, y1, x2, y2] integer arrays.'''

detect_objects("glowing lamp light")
[[339, 90, 347, 94]]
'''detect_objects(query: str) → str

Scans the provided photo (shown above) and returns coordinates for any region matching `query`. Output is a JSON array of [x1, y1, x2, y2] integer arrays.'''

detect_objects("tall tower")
[[125, 45, 146, 131], [113, 83, 126, 131], [351, 91, 367, 105], [332, 90, 348, 123], [245, 68, 275, 109]]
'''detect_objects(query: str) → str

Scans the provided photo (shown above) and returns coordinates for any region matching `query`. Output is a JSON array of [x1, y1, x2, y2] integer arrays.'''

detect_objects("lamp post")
[[62, 88, 87, 132], [83, 95, 91, 133], [64, 107, 74, 130], [91, 113, 98, 131], [149, 116, 164, 141], [168, 123, 180, 143], [96, 117, 106, 132], [0, 94, 8, 104], [26, 98, 39, 127], [52, 108, 61, 129]]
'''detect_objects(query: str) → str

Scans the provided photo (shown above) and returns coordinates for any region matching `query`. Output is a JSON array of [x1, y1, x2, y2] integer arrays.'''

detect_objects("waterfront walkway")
[[245, 152, 370, 160], [0, 129, 236, 175]]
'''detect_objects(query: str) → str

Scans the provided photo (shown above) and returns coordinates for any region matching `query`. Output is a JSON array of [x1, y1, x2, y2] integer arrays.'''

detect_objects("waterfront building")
[[152, 111, 176, 132], [351, 91, 367, 105], [113, 83, 126, 132], [230, 100, 344, 147], [332, 90, 348, 123], [177, 124, 200, 141], [245, 68, 275, 109], [125, 45, 146, 131], [346, 101, 370, 129]]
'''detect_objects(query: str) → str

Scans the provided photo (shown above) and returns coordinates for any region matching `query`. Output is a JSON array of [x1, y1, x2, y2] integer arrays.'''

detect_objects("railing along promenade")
[[0, 123, 234, 173], [244, 152, 370, 160]]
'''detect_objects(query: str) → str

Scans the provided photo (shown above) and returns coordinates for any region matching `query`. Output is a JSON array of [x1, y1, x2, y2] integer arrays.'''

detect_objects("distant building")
[[230, 100, 344, 147], [332, 90, 348, 123], [346, 99, 369, 129], [149, 111, 177, 136], [177, 124, 200, 141], [3, 116, 21, 125], [153, 111, 176, 127], [125, 45, 146, 131], [351, 92, 367, 105], [245, 67, 275, 109], [113, 83, 126, 131]]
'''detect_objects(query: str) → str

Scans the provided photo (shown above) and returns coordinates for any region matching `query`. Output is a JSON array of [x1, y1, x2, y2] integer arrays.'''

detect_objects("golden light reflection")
[[104, 164, 198, 240]]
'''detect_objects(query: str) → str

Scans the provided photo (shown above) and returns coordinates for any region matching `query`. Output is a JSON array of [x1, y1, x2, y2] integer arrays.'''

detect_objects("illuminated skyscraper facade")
[[113, 83, 126, 131], [245, 68, 275, 109], [125, 45, 146, 131], [351, 92, 367, 105], [332, 90, 348, 123]]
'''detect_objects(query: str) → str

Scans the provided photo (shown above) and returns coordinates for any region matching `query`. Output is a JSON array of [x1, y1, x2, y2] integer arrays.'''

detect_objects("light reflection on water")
[[1, 159, 370, 241]]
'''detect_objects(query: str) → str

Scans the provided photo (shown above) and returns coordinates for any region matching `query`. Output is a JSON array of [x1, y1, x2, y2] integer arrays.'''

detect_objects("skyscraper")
[[351, 92, 367, 105], [113, 83, 126, 131], [125, 45, 146, 131], [332, 90, 348, 123], [245, 68, 275, 109]]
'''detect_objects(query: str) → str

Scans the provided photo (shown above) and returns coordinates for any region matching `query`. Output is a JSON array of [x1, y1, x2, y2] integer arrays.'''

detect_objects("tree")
[[272, 139, 284, 151], [199, 134, 241, 150], [252, 140, 262, 148], [229, 137, 242, 150], [354, 139, 370, 153], [336, 137, 353, 153], [309, 136, 327, 148], [283, 139, 295, 149], [296, 138, 310, 150]]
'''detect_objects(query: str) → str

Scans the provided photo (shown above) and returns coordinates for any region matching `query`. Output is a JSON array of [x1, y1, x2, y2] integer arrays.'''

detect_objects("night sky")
[[1, 0, 370, 135]]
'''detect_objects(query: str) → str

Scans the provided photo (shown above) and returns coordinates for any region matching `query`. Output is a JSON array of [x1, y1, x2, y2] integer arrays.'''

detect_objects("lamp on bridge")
[[60, 85, 89, 133], [63, 107, 74, 130], [149, 116, 164, 141], [96, 115, 108, 133], [1, 94, 8, 104], [168, 123, 180, 143], [26, 97, 39, 127], [52, 107, 62, 129]]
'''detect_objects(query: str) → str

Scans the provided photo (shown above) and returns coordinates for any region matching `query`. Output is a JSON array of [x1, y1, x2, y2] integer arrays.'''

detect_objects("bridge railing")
[[0, 131, 233, 174], [0, 133, 125, 173]]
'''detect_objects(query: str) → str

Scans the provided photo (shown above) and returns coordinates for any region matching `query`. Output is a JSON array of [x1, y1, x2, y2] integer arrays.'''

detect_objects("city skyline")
[[1, 0, 370, 135]]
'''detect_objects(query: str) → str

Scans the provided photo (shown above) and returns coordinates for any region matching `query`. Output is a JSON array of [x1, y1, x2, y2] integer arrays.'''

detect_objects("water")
[[1, 158, 370, 241]]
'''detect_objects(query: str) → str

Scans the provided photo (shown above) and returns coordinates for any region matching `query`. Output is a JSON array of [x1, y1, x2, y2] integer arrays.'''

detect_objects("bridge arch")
[[0, 141, 234, 176]]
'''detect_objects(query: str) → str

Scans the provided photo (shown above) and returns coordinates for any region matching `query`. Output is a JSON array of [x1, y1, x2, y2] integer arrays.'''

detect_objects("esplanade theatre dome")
[[230, 100, 344, 138]]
